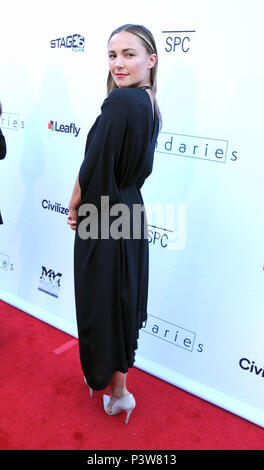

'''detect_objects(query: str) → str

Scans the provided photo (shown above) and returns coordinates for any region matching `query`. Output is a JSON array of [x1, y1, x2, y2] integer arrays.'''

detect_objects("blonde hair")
[[107, 24, 162, 128]]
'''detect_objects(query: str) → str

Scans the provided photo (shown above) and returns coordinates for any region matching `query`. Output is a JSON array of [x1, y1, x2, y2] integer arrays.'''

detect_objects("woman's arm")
[[0, 130, 6, 160], [67, 172, 81, 231]]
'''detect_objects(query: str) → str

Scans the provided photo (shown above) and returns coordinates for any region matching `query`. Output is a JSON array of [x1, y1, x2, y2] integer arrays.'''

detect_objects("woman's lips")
[[115, 74, 128, 78]]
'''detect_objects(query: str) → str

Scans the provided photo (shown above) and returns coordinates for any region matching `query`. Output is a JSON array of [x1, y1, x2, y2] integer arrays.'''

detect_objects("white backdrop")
[[1, 0, 264, 428]]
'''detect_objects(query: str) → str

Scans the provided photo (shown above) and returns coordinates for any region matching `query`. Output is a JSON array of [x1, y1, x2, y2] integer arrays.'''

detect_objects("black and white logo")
[[239, 357, 264, 379], [156, 132, 238, 163], [142, 314, 203, 353], [42, 199, 69, 216], [0, 252, 14, 271], [38, 266, 62, 299], [1, 112, 25, 131]]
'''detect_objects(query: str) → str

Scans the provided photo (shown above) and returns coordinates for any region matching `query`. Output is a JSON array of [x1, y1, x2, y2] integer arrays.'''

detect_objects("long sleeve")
[[78, 89, 130, 209], [0, 129, 6, 160]]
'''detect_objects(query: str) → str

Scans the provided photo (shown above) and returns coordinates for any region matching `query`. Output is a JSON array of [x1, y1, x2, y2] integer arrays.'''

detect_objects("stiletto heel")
[[125, 408, 133, 425], [83, 376, 93, 398], [103, 393, 136, 424]]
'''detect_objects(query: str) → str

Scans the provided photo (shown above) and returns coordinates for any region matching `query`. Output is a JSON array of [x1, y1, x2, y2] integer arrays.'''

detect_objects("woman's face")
[[108, 31, 157, 88]]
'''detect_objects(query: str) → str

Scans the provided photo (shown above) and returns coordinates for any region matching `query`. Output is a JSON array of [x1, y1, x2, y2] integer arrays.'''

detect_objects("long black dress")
[[74, 87, 159, 390], [0, 129, 7, 225]]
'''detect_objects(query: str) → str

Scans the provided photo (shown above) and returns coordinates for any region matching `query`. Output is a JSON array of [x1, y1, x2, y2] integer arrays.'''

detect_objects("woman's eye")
[[108, 53, 134, 59]]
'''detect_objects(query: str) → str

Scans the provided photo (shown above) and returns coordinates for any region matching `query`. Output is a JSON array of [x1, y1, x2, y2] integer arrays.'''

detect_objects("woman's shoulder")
[[101, 88, 149, 126], [103, 88, 146, 110], [109, 87, 146, 101]]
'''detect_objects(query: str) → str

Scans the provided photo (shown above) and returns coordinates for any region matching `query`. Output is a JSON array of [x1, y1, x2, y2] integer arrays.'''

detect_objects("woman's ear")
[[148, 53, 157, 70]]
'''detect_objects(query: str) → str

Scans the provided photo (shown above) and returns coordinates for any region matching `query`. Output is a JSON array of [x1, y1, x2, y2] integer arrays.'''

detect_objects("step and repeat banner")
[[1, 0, 264, 427]]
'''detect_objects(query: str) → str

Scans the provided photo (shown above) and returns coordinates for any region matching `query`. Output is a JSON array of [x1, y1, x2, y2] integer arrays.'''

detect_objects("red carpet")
[[0, 299, 263, 450]]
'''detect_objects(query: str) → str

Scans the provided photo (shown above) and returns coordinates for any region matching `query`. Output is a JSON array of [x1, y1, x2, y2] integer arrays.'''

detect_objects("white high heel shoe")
[[103, 393, 136, 424], [83, 376, 93, 398]]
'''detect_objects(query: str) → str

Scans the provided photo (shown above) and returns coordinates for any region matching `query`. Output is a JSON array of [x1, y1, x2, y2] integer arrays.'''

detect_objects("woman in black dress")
[[67, 24, 161, 424], [0, 102, 7, 225]]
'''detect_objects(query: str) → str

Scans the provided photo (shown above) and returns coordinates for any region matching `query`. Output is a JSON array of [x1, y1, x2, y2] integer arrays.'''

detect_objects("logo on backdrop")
[[42, 199, 69, 216], [142, 314, 203, 353], [162, 30, 196, 53], [147, 202, 186, 251], [38, 266, 62, 299], [1, 112, 25, 131], [239, 358, 264, 379], [155, 132, 238, 163], [48, 120, 80, 137], [148, 225, 172, 249], [50, 34, 85, 52], [0, 252, 14, 271]]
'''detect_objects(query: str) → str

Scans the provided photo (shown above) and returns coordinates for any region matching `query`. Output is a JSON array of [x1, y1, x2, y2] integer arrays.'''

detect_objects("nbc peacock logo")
[[48, 120, 54, 131]]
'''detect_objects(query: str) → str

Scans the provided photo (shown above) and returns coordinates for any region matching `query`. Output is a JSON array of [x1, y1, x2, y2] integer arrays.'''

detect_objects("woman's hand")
[[67, 172, 81, 231], [67, 206, 77, 231]]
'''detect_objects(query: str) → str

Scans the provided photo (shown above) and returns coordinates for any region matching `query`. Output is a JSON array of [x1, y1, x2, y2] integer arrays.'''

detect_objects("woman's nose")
[[114, 54, 125, 68]]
